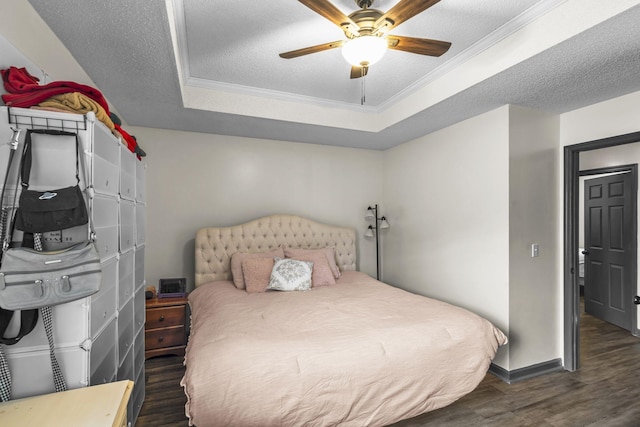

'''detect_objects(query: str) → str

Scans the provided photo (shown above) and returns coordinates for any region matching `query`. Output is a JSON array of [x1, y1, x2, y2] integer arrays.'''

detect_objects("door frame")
[[564, 131, 640, 372], [580, 165, 637, 330]]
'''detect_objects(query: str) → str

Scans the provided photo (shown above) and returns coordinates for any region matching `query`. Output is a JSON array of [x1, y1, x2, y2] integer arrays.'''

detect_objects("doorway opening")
[[564, 131, 640, 372], [580, 166, 637, 331]]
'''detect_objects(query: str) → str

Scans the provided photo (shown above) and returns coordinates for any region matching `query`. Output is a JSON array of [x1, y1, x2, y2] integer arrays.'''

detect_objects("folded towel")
[[38, 92, 115, 131]]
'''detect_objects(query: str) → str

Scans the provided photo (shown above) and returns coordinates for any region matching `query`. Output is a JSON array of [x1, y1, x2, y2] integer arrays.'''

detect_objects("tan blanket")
[[37, 92, 115, 130], [182, 271, 507, 426]]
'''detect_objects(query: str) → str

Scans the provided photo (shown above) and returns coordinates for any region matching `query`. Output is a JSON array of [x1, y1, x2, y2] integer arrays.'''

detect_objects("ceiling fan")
[[279, 0, 452, 79]]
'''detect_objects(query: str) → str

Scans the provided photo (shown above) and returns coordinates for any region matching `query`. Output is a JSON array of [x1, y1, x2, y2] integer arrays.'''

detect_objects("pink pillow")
[[284, 247, 341, 279], [231, 248, 284, 289], [242, 257, 275, 293], [285, 251, 336, 287]]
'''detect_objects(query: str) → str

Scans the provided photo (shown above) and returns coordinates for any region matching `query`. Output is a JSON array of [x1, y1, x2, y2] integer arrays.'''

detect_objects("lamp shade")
[[365, 206, 375, 220], [379, 217, 390, 229], [342, 36, 387, 67], [365, 225, 375, 237]]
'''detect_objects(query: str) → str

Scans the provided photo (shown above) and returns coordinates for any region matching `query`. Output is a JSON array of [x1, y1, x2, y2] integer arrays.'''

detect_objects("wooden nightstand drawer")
[[145, 306, 185, 329], [145, 295, 188, 359], [145, 326, 186, 350]]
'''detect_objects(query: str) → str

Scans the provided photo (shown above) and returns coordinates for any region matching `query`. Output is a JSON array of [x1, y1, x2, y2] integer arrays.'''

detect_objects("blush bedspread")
[[181, 271, 507, 427]]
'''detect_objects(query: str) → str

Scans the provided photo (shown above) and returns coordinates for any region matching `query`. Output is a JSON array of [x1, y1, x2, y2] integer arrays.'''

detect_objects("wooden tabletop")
[[0, 380, 133, 427], [146, 295, 188, 309]]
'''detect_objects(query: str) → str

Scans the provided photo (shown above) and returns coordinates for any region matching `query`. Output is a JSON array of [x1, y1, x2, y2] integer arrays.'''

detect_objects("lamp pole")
[[374, 205, 380, 280], [367, 204, 389, 280]]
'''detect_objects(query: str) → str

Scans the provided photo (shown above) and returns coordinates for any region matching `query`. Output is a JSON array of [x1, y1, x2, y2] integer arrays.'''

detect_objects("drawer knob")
[[158, 336, 164, 343], [159, 315, 165, 322]]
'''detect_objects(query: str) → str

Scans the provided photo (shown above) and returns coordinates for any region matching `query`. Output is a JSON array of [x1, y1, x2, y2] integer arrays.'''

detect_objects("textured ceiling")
[[27, 0, 640, 150], [182, 0, 540, 106]]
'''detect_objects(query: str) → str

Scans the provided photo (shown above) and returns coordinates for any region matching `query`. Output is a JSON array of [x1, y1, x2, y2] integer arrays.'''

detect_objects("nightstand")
[[145, 295, 188, 359]]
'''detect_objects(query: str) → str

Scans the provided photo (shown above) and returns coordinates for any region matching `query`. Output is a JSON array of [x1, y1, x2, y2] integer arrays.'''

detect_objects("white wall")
[[383, 105, 561, 371], [127, 126, 383, 291], [383, 106, 511, 367], [560, 91, 640, 146], [508, 106, 560, 369]]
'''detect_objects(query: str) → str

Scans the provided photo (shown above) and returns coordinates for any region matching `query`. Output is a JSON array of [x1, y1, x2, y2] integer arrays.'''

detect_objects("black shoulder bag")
[[15, 129, 88, 233]]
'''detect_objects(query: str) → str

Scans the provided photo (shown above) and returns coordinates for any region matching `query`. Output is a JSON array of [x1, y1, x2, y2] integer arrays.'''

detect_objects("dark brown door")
[[584, 172, 636, 331]]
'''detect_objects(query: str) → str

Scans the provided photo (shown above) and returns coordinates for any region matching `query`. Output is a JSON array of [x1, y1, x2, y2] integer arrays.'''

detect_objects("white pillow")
[[267, 257, 313, 292]]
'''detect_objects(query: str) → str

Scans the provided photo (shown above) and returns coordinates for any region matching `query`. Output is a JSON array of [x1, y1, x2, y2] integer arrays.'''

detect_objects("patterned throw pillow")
[[267, 257, 313, 292]]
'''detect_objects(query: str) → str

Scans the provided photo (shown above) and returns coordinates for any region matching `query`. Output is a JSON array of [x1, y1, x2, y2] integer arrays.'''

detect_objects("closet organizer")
[[0, 106, 146, 426]]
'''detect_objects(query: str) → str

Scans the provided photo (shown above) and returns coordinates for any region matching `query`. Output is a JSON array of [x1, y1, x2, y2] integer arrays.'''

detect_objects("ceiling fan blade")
[[279, 40, 344, 59], [299, 0, 360, 35], [387, 35, 451, 57], [375, 0, 441, 33], [350, 65, 368, 79]]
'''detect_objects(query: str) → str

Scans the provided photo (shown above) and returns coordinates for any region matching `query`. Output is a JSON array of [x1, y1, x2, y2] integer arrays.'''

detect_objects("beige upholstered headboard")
[[195, 214, 357, 287]]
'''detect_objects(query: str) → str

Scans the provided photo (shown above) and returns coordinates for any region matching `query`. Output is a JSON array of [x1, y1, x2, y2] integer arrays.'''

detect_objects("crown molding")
[[377, 0, 568, 111]]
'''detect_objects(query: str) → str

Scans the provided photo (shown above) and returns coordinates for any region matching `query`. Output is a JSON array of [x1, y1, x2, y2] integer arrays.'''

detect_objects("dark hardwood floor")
[[135, 303, 640, 427]]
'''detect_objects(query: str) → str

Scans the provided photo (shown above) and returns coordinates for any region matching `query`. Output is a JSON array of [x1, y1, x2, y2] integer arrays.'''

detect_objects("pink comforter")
[[182, 271, 507, 426]]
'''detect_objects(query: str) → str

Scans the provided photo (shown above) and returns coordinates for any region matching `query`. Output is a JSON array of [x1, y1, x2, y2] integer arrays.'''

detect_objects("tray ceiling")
[[27, 0, 640, 149]]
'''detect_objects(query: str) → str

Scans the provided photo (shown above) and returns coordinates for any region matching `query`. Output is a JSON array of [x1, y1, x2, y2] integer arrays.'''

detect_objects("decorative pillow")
[[242, 257, 275, 293], [231, 248, 285, 290], [284, 247, 341, 279], [267, 258, 313, 292], [286, 251, 336, 287]]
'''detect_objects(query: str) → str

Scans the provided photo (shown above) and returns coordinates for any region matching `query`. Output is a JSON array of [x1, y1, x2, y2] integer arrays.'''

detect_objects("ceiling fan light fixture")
[[341, 35, 387, 67]]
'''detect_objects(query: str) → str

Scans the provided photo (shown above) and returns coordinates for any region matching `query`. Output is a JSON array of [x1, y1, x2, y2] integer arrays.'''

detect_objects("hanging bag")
[[0, 128, 101, 311], [15, 129, 88, 233], [0, 241, 101, 310], [0, 127, 67, 402]]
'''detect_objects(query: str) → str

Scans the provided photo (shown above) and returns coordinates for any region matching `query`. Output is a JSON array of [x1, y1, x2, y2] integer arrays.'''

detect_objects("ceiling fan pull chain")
[[361, 67, 366, 105]]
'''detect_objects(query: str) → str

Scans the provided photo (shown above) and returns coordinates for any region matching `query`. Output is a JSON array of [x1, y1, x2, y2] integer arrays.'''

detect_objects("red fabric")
[[1, 66, 40, 92], [114, 123, 137, 154], [1, 67, 110, 114]]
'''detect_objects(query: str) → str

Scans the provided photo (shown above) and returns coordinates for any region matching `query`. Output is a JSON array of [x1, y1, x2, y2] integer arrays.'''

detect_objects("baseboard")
[[489, 358, 564, 384]]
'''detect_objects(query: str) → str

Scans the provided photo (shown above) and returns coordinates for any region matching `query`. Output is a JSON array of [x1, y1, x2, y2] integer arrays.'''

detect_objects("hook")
[[8, 127, 23, 151]]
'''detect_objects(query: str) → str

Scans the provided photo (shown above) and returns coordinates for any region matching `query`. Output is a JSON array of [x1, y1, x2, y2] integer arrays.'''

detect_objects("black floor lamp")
[[365, 204, 390, 280]]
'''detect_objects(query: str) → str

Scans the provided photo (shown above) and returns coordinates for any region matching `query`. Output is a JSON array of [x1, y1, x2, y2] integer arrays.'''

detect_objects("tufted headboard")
[[195, 214, 357, 287]]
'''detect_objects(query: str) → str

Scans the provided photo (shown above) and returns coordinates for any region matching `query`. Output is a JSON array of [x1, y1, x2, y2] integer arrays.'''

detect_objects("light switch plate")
[[531, 243, 539, 257]]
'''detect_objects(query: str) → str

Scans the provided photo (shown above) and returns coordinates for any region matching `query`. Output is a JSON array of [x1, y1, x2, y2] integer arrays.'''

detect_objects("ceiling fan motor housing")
[[347, 8, 384, 38]]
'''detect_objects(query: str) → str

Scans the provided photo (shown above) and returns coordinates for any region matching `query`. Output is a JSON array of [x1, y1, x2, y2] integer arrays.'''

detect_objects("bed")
[[181, 215, 507, 427]]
